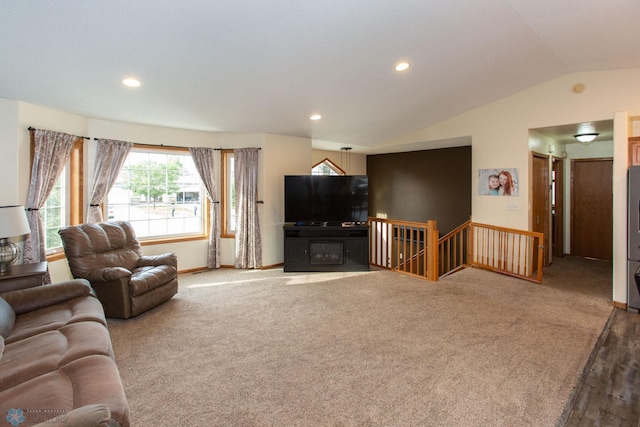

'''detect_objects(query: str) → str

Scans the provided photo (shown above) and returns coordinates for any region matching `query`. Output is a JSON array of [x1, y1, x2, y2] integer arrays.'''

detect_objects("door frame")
[[552, 156, 564, 258], [531, 152, 550, 266]]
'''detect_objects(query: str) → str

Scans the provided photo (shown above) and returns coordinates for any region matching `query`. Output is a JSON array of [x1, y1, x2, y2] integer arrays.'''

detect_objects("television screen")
[[284, 175, 368, 224]]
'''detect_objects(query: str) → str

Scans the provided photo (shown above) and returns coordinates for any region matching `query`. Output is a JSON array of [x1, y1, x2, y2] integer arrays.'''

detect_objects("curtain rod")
[[101, 141, 261, 151], [28, 127, 89, 140], [29, 128, 262, 151]]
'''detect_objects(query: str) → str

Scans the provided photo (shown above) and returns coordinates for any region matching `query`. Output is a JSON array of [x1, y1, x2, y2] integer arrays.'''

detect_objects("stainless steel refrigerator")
[[627, 166, 640, 310]]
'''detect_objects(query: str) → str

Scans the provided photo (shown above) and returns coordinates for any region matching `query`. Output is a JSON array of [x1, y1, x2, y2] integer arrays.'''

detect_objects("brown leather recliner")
[[58, 221, 178, 319]]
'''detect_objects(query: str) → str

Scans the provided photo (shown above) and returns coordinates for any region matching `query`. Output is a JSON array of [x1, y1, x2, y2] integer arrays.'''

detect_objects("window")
[[37, 138, 83, 258], [312, 158, 345, 175], [43, 174, 65, 251], [221, 150, 235, 236], [107, 146, 206, 240]]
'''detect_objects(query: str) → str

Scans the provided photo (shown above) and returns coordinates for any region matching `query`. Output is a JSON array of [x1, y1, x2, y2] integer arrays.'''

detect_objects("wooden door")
[[532, 154, 549, 266], [552, 157, 564, 258], [571, 158, 613, 260]]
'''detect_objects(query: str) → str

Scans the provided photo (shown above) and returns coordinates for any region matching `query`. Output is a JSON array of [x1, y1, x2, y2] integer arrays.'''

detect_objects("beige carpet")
[[108, 257, 612, 426]]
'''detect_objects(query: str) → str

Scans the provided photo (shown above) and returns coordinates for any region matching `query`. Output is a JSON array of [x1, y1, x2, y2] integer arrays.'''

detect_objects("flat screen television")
[[284, 175, 369, 225]]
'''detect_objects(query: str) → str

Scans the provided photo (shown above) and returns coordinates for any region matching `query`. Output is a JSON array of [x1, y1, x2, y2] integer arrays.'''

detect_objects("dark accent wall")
[[366, 146, 471, 235]]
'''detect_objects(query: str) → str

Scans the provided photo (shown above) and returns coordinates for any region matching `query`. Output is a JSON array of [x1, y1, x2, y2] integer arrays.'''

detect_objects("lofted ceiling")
[[1, 1, 639, 153]]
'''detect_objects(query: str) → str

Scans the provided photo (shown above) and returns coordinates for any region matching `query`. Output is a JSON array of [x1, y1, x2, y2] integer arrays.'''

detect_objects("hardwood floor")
[[562, 308, 640, 426]]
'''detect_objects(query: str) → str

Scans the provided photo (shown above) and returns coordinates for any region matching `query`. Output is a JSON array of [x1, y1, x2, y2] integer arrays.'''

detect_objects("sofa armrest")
[[83, 267, 131, 283], [1, 279, 93, 315], [33, 404, 117, 427], [138, 253, 177, 268], [90, 277, 132, 319]]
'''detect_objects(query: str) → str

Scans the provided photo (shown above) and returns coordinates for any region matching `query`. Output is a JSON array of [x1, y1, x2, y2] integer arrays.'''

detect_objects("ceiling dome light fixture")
[[310, 114, 322, 121], [122, 77, 141, 88], [574, 133, 599, 145], [395, 62, 410, 71]]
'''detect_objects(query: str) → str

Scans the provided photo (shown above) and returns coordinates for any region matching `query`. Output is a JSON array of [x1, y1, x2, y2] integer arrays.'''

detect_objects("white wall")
[[0, 99, 19, 206], [263, 134, 312, 267], [633, 116, 640, 135], [312, 149, 367, 176], [528, 130, 560, 158], [16, 102, 89, 204], [613, 112, 630, 304]]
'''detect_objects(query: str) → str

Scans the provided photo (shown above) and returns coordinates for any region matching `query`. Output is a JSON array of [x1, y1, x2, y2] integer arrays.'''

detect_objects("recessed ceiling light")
[[122, 77, 141, 88], [395, 62, 410, 71], [310, 114, 322, 121]]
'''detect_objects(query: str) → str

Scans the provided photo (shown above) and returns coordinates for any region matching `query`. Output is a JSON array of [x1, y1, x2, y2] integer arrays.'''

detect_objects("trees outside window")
[[127, 158, 182, 208], [107, 147, 206, 239]]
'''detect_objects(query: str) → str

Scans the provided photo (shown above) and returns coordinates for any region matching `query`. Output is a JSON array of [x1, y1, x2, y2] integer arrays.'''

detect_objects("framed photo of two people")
[[478, 168, 519, 196]]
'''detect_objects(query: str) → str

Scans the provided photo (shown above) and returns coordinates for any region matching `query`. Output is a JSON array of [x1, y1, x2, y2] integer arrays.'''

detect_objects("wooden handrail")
[[368, 217, 437, 280], [469, 222, 544, 238], [439, 219, 471, 242], [369, 217, 433, 228], [468, 222, 544, 283], [438, 219, 471, 278], [370, 217, 544, 284]]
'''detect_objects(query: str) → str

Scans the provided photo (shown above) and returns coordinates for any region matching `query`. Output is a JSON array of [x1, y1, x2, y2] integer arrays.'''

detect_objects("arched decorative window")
[[311, 158, 345, 175]]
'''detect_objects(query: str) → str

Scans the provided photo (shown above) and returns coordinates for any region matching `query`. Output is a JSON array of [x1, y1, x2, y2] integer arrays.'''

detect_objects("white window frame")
[[312, 158, 345, 175], [42, 171, 67, 254]]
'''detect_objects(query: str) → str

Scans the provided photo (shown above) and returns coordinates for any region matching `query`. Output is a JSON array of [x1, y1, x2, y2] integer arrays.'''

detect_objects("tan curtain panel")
[[87, 139, 133, 223], [24, 129, 77, 283], [189, 147, 221, 269], [234, 148, 262, 269]]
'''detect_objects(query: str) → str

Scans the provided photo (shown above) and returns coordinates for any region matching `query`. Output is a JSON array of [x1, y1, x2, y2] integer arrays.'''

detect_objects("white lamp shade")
[[574, 133, 598, 144], [0, 205, 31, 239]]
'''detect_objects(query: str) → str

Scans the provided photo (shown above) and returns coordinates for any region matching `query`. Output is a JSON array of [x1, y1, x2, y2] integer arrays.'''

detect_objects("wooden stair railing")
[[368, 218, 438, 280], [369, 217, 544, 283], [469, 222, 544, 283], [438, 220, 471, 278]]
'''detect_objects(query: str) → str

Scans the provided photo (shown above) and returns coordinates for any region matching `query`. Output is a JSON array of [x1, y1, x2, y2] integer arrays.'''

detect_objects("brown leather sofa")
[[0, 279, 130, 427], [59, 221, 178, 319]]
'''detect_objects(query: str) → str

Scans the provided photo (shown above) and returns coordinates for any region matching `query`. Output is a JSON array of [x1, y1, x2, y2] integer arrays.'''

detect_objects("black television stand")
[[283, 224, 370, 272]]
